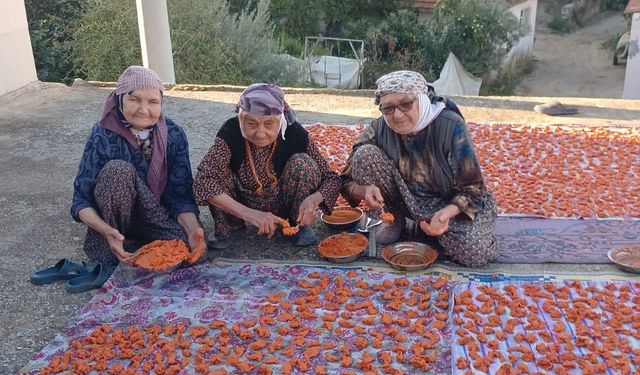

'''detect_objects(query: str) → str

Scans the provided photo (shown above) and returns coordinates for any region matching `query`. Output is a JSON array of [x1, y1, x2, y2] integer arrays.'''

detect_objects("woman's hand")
[[187, 227, 205, 253], [297, 192, 322, 226], [420, 205, 460, 237], [78, 207, 128, 261], [104, 227, 128, 261], [245, 209, 283, 238], [177, 212, 205, 253], [362, 185, 385, 210]]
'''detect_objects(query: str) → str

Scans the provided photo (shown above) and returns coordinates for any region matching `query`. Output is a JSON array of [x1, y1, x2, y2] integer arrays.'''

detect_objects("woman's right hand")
[[362, 184, 385, 210], [244, 209, 283, 239], [104, 227, 128, 261]]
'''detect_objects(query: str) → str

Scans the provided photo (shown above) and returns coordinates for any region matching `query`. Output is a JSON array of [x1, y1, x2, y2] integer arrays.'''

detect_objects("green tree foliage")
[[73, 0, 141, 81], [73, 0, 298, 85], [24, 1, 86, 84], [268, 0, 321, 39], [268, 0, 408, 40], [363, 10, 433, 88], [426, 0, 523, 78]]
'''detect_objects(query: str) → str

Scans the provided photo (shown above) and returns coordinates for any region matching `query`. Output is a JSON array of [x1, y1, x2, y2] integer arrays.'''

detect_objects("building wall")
[[0, 0, 37, 96], [623, 13, 640, 99], [506, 0, 538, 60]]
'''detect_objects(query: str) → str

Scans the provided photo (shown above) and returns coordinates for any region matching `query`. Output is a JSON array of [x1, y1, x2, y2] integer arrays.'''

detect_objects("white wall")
[[0, 0, 37, 96], [623, 13, 640, 99], [506, 0, 538, 60]]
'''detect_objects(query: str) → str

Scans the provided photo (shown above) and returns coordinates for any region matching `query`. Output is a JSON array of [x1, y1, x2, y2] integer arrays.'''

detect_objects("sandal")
[[66, 263, 116, 293], [30, 259, 92, 285]]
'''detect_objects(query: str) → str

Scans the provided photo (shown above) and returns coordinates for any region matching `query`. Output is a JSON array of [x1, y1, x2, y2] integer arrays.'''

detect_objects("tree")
[[24, 1, 86, 83], [73, 0, 297, 85], [425, 0, 523, 78]]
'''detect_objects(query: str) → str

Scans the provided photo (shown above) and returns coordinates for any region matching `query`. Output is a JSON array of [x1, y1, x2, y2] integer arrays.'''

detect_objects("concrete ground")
[[0, 82, 637, 374]]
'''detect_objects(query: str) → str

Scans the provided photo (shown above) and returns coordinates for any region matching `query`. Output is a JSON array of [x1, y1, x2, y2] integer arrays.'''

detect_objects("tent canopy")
[[432, 52, 482, 96]]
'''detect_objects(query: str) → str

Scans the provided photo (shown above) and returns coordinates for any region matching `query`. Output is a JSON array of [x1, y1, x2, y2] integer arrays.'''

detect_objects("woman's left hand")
[[420, 205, 460, 236], [297, 193, 322, 226], [187, 227, 205, 253]]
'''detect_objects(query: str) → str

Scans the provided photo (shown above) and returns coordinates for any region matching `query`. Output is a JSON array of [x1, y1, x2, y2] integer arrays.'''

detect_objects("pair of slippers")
[[30, 259, 116, 293], [533, 100, 578, 116]]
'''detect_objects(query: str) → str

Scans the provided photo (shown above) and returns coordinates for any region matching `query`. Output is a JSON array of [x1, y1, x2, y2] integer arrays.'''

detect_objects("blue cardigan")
[[71, 118, 199, 221]]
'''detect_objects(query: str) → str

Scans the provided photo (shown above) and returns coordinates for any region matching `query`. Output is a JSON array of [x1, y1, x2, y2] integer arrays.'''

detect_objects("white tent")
[[432, 52, 482, 96], [308, 55, 362, 89]]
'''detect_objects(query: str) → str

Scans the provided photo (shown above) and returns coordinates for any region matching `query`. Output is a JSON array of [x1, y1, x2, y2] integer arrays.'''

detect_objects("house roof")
[[625, 0, 640, 14], [413, 0, 437, 9], [413, 0, 529, 10]]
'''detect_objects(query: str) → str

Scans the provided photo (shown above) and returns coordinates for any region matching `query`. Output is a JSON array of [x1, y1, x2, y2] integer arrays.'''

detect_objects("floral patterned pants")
[[83, 160, 187, 265], [210, 153, 321, 240], [349, 144, 498, 267]]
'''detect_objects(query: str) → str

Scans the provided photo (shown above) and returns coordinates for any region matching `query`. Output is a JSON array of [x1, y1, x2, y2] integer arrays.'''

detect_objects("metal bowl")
[[321, 207, 364, 231], [381, 242, 438, 271], [607, 245, 640, 274], [317, 232, 368, 263]]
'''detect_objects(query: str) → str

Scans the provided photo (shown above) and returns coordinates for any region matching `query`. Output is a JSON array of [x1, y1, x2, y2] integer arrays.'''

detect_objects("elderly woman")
[[194, 83, 340, 248], [67, 66, 203, 291], [341, 70, 497, 267]]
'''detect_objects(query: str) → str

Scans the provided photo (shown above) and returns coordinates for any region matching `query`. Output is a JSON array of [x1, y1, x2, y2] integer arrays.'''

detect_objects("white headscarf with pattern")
[[375, 70, 446, 134]]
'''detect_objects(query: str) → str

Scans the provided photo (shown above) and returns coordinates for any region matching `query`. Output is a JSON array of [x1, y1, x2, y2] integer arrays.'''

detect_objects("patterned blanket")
[[22, 262, 640, 374], [23, 262, 454, 375]]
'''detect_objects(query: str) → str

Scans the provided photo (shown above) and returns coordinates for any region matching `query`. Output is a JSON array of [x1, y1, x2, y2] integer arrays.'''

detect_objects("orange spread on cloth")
[[380, 212, 394, 224], [323, 210, 360, 224], [318, 233, 368, 257], [128, 230, 205, 271]]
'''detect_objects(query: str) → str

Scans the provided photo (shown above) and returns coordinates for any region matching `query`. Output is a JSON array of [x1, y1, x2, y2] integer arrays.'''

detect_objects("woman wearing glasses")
[[340, 70, 497, 267]]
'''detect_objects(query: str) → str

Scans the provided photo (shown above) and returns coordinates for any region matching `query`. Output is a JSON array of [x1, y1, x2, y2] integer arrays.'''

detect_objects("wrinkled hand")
[[297, 196, 318, 226], [187, 227, 205, 253], [245, 209, 283, 238], [363, 185, 385, 210], [104, 227, 128, 261], [420, 206, 458, 236]]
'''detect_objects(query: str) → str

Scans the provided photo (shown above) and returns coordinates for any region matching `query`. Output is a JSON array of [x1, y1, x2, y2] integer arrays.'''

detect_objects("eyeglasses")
[[379, 98, 416, 116]]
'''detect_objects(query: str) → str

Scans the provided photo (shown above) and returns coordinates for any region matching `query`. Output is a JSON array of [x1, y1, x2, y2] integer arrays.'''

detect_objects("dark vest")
[[216, 117, 309, 177]]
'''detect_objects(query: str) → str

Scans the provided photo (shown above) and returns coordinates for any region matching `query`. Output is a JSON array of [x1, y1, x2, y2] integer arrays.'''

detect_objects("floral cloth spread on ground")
[[23, 262, 454, 375], [23, 262, 640, 374], [451, 280, 640, 374]]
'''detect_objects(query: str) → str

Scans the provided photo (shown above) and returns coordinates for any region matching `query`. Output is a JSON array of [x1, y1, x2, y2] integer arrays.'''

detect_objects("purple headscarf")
[[98, 65, 168, 201], [235, 83, 296, 140]]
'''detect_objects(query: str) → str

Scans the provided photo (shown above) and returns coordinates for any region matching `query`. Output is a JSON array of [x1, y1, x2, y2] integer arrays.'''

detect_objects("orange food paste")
[[318, 233, 367, 257], [380, 212, 394, 224], [323, 210, 361, 224], [128, 230, 205, 271]]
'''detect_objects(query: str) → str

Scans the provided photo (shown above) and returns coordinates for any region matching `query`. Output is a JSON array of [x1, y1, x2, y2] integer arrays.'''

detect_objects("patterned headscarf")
[[99, 66, 168, 201], [375, 70, 444, 134], [236, 83, 296, 140]]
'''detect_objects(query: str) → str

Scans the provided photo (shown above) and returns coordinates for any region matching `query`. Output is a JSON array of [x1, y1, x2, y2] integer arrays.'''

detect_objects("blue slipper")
[[30, 259, 90, 285], [66, 263, 116, 293]]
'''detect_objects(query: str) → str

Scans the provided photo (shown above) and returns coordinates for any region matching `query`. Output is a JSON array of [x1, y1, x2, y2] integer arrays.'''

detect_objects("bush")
[[73, 0, 295, 85], [362, 10, 432, 88], [481, 54, 535, 95], [25, 1, 86, 84], [278, 32, 305, 58], [73, 1, 141, 81], [547, 15, 575, 34], [426, 0, 524, 79], [602, 0, 627, 10]]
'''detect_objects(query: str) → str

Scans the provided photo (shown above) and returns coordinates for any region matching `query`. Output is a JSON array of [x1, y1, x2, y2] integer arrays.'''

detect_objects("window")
[[520, 7, 531, 33]]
